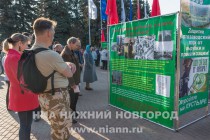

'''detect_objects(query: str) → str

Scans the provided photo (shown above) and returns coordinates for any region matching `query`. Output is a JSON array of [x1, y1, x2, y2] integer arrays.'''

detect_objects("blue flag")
[[101, 0, 107, 20], [129, 0, 133, 21]]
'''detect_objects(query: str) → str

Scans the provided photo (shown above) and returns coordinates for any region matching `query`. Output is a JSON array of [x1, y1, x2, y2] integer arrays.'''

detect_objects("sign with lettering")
[[109, 14, 177, 128], [179, 0, 210, 115]]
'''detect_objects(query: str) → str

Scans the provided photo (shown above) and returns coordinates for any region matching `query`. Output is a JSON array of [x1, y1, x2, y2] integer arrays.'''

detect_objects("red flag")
[[151, 0, 161, 17], [101, 29, 105, 42], [105, 0, 119, 25], [137, 0, 141, 19]]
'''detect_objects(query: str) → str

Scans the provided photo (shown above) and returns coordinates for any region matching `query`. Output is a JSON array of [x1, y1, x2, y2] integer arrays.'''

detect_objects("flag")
[[101, 0, 107, 20], [89, 0, 97, 19], [137, 0, 141, 19], [151, 0, 161, 17], [121, 0, 126, 22], [101, 29, 106, 42], [105, 0, 119, 25], [129, 0, 133, 21]]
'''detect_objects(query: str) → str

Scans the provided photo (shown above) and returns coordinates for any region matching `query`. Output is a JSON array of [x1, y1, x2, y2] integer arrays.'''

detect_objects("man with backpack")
[[30, 17, 75, 140]]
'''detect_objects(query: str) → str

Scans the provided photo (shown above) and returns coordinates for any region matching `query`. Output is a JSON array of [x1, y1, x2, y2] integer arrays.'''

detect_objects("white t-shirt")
[[2, 55, 9, 81], [92, 51, 97, 60], [101, 49, 108, 61]]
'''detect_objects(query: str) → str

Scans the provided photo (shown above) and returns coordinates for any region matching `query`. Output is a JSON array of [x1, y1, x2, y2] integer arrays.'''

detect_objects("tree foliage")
[[0, 0, 18, 40], [0, 0, 151, 47]]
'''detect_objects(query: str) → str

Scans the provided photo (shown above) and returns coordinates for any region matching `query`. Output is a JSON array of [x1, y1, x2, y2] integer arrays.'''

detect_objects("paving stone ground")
[[0, 67, 210, 140]]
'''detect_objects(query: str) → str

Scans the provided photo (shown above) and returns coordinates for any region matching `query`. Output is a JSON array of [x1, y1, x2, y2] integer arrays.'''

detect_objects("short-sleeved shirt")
[[31, 45, 69, 91]]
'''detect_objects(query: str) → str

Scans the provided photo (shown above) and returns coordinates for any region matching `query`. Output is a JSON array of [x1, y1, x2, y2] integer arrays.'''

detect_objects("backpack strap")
[[46, 71, 56, 95], [34, 47, 56, 95]]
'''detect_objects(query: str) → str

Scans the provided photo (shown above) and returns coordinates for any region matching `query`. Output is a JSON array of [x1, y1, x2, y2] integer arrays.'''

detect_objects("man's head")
[[53, 44, 63, 54], [32, 17, 57, 47], [67, 37, 81, 51], [90, 47, 95, 51]]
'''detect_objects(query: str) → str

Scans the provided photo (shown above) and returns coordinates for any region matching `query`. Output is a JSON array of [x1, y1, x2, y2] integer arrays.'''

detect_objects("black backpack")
[[17, 48, 55, 94]]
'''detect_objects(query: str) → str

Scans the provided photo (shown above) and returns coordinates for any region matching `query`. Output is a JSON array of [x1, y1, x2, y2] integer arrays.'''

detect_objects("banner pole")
[[174, 11, 181, 131], [205, 105, 208, 116], [107, 25, 110, 104], [100, 0, 103, 37], [88, 0, 91, 45]]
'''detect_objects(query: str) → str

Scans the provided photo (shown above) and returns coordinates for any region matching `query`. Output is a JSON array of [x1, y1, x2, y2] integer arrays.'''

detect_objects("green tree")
[[14, 0, 38, 33], [0, 0, 38, 41], [37, 0, 47, 16], [0, 0, 17, 40], [37, 0, 72, 44], [67, 0, 89, 47], [0, 0, 151, 46]]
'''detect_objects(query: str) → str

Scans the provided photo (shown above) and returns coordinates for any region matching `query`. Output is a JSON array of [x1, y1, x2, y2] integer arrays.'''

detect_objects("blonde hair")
[[2, 39, 9, 53], [2, 33, 29, 53]]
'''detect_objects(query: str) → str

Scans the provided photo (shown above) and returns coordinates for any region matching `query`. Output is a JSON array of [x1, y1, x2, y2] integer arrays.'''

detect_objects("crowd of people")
[[0, 17, 108, 140]]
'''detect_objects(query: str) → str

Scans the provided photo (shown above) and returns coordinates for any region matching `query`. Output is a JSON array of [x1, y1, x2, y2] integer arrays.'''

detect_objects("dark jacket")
[[74, 50, 84, 65], [60, 46, 80, 86]]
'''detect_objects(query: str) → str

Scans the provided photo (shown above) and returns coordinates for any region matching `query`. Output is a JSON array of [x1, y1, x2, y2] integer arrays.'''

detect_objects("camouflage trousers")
[[39, 89, 72, 140]]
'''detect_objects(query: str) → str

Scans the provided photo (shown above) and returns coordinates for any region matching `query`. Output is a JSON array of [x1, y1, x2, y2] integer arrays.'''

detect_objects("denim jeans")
[[18, 110, 33, 140], [5, 81, 10, 110]]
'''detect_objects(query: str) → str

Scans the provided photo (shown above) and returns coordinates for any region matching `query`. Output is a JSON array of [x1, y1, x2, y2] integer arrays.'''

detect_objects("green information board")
[[101, 42, 108, 49], [179, 0, 210, 115], [109, 14, 177, 128]]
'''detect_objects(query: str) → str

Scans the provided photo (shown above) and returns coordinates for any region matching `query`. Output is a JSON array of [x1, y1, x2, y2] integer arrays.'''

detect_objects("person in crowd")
[[91, 47, 97, 65], [95, 48, 100, 66], [80, 48, 84, 55], [74, 47, 84, 96], [53, 43, 63, 54], [83, 45, 97, 90], [99, 48, 103, 68], [3, 33, 39, 140], [61, 37, 81, 124], [22, 32, 33, 48], [31, 17, 76, 140], [51, 41, 60, 50], [22, 31, 42, 122], [1, 42, 10, 111], [74, 48, 84, 73], [101, 47, 108, 70]]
